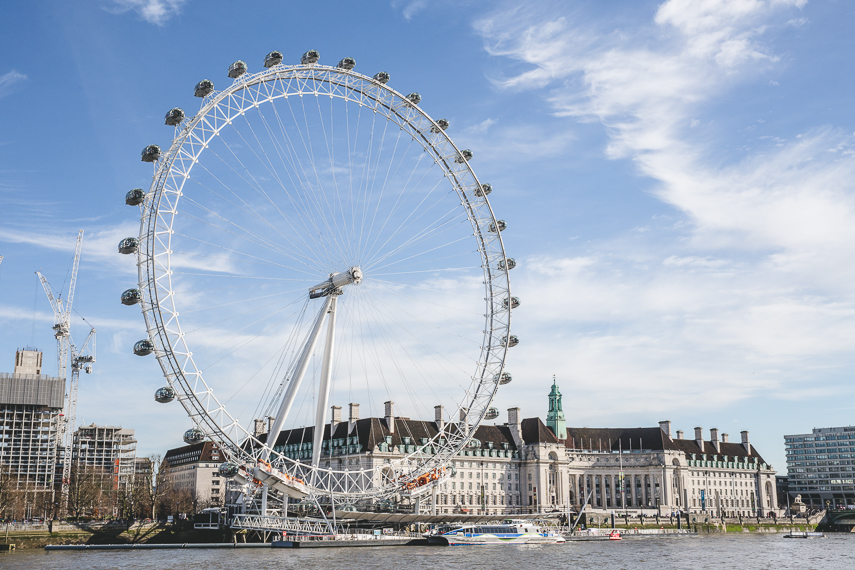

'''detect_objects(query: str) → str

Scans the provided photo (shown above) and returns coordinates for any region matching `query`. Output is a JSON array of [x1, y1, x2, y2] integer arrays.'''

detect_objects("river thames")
[[2, 535, 851, 569]]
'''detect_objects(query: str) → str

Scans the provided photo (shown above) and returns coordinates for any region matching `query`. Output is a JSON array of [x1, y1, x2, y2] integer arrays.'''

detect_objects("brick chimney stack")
[[330, 405, 342, 433], [507, 407, 523, 449], [659, 420, 672, 441], [348, 403, 359, 433], [741, 430, 751, 454], [695, 427, 705, 453], [384, 401, 395, 434]]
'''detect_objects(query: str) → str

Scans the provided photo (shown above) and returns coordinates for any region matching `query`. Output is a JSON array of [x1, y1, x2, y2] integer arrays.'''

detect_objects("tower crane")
[[36, 230, 96, 514]]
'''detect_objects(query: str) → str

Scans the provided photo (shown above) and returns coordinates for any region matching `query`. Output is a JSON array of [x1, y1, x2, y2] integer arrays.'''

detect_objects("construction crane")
[[36, 230, 96, 514]]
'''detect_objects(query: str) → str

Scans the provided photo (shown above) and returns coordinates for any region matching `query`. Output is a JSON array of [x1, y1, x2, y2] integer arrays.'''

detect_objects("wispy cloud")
[[392, 0, 430, 21], [103, 0, 187, 25], [472, 1, 855, 429], [0, 222, 243, 276], [0, 70, 26, 97]]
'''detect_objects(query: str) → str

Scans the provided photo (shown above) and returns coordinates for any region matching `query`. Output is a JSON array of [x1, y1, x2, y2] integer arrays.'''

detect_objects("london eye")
[[120, 49, 517, 504]]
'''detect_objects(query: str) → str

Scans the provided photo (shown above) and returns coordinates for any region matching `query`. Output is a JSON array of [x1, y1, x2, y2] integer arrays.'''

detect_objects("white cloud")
[[0, 223, 139, 274], [465, 118, 496, 134], [473, 0, 855, 435], [103, 0, 186, 25], [392, 0, 430, 21], [0, 70, 26, 97]]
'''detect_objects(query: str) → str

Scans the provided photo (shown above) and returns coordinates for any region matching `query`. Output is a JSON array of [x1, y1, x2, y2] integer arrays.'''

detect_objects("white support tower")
[[36, 230, 96, 514]]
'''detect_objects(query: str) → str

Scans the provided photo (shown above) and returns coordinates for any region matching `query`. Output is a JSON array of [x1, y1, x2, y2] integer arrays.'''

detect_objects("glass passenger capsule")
[[406, 93, 421, 106], [133, 339, 154, 356], [141, 145, 161, 163], [228, 60, 248, 78], [503, 335, 520, 348], [337, 57, 356, 70], [154, 386, 176, 403], [498, 258, 516, 271], [218, 462, 240, 478], [488, 220, 507, 233], [183, 427, 205, 445], [502, 296, 520, 310], [164, 107, 185, 126], [455, 149, 473, 164], [485, 407, 500, 420], [475, 183, 492, 197], [301, 50, 320, 65], [118, 237, 139, 255], [373, 71, 390, 84], [496, 372, 512, 385], [431, 119, 449, 134], [121, 288, 141, 306], [264, 50, 283, 68], [194, 79, 214, 98], [125, 188, 145, 206]]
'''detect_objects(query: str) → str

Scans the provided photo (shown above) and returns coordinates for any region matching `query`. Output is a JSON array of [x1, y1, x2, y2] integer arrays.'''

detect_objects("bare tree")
[[116, 481, 135, 520], [163, 486, 197, 520], [68, 465, 101, 518], [0, 461, 16, 517], [136, 454, 171, 521]]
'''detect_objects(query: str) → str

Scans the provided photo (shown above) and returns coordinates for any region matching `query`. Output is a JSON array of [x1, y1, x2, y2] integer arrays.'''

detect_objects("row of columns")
[[574, 472, 665, 509]]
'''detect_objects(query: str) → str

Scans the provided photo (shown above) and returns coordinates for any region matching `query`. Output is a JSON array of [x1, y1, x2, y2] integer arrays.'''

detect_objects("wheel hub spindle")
[[309, 266, 363, 298]]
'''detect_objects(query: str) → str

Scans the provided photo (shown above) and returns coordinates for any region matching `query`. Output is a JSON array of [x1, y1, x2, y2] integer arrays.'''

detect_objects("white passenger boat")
[[428, 519, 565, 545]]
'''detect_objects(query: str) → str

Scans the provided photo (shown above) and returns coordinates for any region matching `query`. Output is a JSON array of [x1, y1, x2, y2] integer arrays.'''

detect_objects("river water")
[[3, 535, 852, 570]]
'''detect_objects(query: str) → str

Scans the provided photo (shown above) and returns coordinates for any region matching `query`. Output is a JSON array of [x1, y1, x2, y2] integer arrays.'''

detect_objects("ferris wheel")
[[119, 50, 518, 503]]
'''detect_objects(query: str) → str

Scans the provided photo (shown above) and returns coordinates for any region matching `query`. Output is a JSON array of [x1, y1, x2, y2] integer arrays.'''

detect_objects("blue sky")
[[1, 0, 854, 471]]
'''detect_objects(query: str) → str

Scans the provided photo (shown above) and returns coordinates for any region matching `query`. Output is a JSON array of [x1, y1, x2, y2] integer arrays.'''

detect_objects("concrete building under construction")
[[0, 348, 64, 518], [72, 424, 137, 491]]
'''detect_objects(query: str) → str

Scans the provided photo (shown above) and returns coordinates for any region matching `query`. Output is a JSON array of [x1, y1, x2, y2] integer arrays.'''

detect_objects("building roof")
[[164, 441, 223, 467], [563, 426, 767, 464], [564, 427, 668, 453], [258, 416, 521, 452], [521, 417, 560, 445], [668, 437, 767, 464]]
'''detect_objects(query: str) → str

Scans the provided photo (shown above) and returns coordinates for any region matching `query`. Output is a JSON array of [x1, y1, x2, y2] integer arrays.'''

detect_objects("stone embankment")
[[0, 521, 235, 550]]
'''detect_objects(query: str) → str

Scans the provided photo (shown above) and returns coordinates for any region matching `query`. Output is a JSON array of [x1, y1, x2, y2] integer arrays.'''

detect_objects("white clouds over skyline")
[[0, 70, 26, 98], [104, 0, 186, 25], [474, 0, 855, 437]]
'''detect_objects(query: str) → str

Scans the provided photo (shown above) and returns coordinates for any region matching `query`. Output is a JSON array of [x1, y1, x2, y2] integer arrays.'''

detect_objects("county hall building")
[[248, 379, 778, 517]]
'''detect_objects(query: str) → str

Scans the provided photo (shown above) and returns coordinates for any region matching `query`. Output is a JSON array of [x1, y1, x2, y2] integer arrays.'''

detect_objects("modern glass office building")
[[784, 426, 855, 508]]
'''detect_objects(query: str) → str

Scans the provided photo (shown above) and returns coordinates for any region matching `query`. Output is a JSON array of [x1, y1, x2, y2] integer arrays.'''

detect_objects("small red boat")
[[608, 530, 622, 541]]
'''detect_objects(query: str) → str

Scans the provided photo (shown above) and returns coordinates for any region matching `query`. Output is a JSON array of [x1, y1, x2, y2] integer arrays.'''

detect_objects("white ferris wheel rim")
[[134, 60, 512, 500]]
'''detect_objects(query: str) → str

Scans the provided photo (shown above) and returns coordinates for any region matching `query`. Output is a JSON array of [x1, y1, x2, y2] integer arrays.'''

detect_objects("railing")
[[231, 514, 332, 534], [230, 514, 425, 539], [193, 522, 221, 529]]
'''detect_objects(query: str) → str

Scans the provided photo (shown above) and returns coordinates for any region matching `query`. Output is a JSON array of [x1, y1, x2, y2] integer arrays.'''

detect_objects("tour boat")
[[783, 531, 825, 539], [428, 519, 565, 546]]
